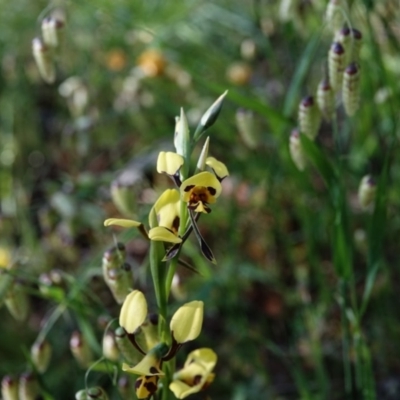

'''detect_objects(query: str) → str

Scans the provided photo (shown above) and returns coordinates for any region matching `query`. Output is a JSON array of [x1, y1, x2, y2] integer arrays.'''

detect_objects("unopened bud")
[[102, 243, 126, 270], [2, 375, 19, 400], [19, 372, 40, 400], [5, 281, 30, 321], [317, 79, 335, 120], [102, 331, 120, 362], [289, 129, 306, 171], [75, 389, 88, 400], [41, 17, 64, 48], [196, 137, 210, 172], [103, 263, 132, 304], [70, 331, 94, 367], [38, 270, 65, 300], [235, 109, 258, 149], [87, 387, 109, 399], [174, 108, 190, 158], [328, 42, 346, 91], [76, 387, 109, 400], [193, 91, 228, 142], [32, 38, 55, 84], [298, 96, 321, 140], [358, 175, 376, 210], [115, 327, 142, 365], [31, 339, 52, 373], [110, 183, 136, 216], [342, 62, 360, 116]]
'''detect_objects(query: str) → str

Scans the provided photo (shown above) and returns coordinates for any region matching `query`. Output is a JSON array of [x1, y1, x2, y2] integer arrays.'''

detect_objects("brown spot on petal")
[[193, 374, 202, 385], [144, 380, 157, 393], [184, 184, 195, 192], [207, 186, 216, 195], [172, 216, 180, 234], [149, 366, 159, 374], [135, 378, 143, 389]]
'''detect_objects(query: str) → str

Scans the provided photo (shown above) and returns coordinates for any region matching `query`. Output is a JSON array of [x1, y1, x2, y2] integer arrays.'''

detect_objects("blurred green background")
[[1, 0, 400, 399]]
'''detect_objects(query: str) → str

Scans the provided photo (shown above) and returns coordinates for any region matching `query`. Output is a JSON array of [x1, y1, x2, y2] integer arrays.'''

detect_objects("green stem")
[[339, 280, 353, 397]]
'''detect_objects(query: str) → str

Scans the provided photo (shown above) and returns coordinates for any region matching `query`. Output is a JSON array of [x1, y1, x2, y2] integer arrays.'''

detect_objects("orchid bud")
[[32, 38, 55, 84], [102, 331, 120, 362], [1, 375, 19, 400], [18, 372, 40, 400], [70, 331, 94, 367], [41, 17, 64, 48], [31, 339, 52, 373]]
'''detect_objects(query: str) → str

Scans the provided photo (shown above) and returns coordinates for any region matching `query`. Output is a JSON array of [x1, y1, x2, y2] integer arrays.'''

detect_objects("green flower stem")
[[165, 203, 189, 298], [338, 280, 352, 397], [149, 240, 167, 336]]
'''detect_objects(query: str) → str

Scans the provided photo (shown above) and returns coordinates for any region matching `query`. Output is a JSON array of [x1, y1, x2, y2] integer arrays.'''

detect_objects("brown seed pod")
[[298, 96, 321, 140], [342, 62, 360, 116], [317, 79, 335, 120], [328, 42, 346, 91], [289, 129, 306, 171]]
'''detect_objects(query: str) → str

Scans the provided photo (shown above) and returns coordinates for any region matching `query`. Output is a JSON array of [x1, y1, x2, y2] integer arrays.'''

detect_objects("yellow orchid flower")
[[119, 290, 148, 334], [148, 189, 181, 244], [205, 157, 229, 181], [170, 301, 204, 344], [104, 189, 182, 244], [169, 348, 217, 399], [122, 342, 168, 376], [180, 171, 222, 214]]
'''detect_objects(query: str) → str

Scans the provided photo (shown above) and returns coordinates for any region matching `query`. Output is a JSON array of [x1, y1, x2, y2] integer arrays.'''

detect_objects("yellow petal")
[[185, 348, 217, 371], [104, 218, 141, 228], [169, 380, 199, 399], [122, 343, 168, 376], [157, 151, 184, 176], [135, 376, 159, 399], [180, 172, 221, 203], [170, 301, 204, 343], [119, 290, 148, 333], [206, 157, 229, 180], [149, 189, 181, 230], [148, 227, 182, 244], [153, 189, 181, 213]]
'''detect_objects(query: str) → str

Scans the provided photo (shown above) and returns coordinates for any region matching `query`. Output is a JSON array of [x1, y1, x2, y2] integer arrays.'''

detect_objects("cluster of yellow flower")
[[103, 92, 228, 399]]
